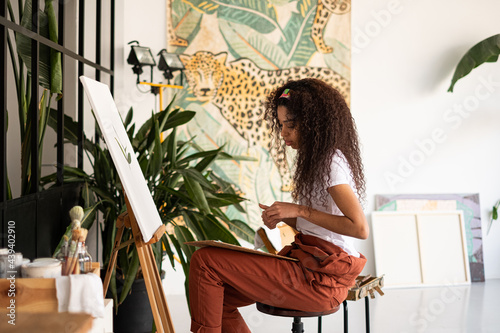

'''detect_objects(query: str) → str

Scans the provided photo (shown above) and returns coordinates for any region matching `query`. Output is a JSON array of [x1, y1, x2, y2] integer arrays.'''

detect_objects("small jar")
[[78, 243, 93, 274]]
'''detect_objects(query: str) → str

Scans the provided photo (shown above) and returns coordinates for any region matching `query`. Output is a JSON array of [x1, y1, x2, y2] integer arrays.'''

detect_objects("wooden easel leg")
[[125, 196, 175, 333], [136, 240, 175, 333], [103, 221, 125, 298]]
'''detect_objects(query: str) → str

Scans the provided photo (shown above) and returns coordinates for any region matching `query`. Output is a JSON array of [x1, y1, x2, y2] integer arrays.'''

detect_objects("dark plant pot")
[[112, 276, 154, 333], [0, 183, 83, 259]]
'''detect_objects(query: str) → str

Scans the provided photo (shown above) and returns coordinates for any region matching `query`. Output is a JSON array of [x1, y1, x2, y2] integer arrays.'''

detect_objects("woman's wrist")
[[297, 204, 311, 219]]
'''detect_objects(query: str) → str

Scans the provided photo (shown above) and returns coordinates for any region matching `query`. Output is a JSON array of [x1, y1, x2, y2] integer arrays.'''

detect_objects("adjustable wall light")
[[127, 40, 156, 84]]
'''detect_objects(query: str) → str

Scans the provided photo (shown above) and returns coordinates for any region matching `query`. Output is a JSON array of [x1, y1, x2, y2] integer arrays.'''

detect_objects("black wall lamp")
[[127, 40, 156, 84], [157, 49, 185, 85]]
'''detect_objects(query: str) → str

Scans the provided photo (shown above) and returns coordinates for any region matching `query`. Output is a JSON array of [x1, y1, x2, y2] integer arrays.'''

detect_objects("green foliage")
[[216, 0, 280, 34], [489, 200, 500, 235], [16, 0, 62, 94], [281, 10, 317, 66], [171, 0, 318, 68], [448, 34, 500, 92], [43, 99, 254, 306], [6, 0, 62, 197]]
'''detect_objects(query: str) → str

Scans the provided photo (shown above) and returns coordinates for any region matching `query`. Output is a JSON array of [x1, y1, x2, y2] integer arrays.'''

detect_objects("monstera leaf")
[[448, 34, 500, 92]]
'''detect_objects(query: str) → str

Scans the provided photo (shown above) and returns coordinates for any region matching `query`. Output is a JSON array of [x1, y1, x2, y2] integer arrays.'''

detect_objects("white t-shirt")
[[295, 150, 361, 257]]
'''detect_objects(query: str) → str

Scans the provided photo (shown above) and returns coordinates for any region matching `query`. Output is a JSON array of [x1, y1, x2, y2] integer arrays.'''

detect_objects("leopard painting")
[[179, 51, 350, 191], [167, 0, 350, 54]]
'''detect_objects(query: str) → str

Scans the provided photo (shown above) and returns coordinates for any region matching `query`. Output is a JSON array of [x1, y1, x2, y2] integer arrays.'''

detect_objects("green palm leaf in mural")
[[182, 0, 282, 35], [216, 0, 280, 34], [218, 19, 289, 69], [170, 0, 203, 52], [179, 0, 219, 15], [279, 9, 317, 66]]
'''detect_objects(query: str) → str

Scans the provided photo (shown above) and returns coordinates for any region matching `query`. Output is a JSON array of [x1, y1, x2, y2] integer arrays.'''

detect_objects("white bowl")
[[22, 261, 62, 278]]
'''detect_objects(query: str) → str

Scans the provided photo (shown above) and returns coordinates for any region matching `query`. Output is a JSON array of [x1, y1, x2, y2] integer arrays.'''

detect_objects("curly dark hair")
[[264, 78, 366, 206]]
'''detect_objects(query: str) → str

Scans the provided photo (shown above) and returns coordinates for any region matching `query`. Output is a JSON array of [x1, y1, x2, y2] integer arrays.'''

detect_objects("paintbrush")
[[69, 206, 84, 226], [64, 228, 88, 275], [63, 240, 76, 275]]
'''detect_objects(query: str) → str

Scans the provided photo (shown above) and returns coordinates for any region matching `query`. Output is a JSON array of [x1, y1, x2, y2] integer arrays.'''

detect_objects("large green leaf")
[[177, 168, 214, 190], [16, 0, 62, 94], [124, 107, 134, 129], [161, 234, 176, 270], [45, 0, 61, 95], [149, 113, 163, 180], [80, 202, 101, 230], [181, 211, 206, 240], [164, 110, 196, 130], [156, 185, 194, 207], [40, 165, 92, 186], [205, 192, 245, 208], [165, 127, 177, 169], [224, 217, 255, 244], [173, 225, 197, 261], [448, 34, 500, 92], [167, 233, 191, 300], [119, 248, 140, 304], [47, 108, 95, 154], [183, 174, 211, 214], [203, 214, 240, 245], [94, 145, 113, 191]]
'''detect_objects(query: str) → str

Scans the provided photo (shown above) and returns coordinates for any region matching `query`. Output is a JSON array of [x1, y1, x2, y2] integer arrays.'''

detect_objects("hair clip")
[[279, 88, 291, 100]]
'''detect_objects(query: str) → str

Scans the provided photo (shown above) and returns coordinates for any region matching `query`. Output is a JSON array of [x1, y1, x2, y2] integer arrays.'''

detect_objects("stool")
[[256, 301, 347, 333]]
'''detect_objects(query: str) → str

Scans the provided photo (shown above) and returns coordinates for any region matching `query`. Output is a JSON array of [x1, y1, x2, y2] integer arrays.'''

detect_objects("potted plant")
[[44, 97, 255, 332], [1, 0, 83, 259], [448, 33, 500, 234]]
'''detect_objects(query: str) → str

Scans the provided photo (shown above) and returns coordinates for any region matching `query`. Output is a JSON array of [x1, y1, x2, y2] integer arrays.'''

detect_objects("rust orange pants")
[[189, 247, 344, 333]]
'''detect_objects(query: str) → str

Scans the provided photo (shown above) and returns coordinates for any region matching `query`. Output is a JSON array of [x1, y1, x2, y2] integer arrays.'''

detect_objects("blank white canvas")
[[417, 213, 469, 284], [372, 213, 422, 286], [80, 76, 162, 243], [372, 211, 470, 287]]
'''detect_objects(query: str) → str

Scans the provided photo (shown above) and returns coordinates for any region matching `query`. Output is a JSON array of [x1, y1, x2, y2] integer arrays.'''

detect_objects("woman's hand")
[[259, 202, 303, 229]]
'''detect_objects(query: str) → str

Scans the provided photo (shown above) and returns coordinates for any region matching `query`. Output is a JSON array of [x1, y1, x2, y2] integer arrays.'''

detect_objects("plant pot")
[[111, 276, 154, 333], [0, 183, 83, 259]]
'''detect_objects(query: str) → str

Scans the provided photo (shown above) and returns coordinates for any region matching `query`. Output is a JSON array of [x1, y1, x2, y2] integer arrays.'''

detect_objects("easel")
[[103, 193, 175, 333]]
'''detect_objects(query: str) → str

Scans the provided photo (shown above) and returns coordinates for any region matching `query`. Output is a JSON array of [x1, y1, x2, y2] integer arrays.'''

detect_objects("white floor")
[[165, 279, 500, 333]]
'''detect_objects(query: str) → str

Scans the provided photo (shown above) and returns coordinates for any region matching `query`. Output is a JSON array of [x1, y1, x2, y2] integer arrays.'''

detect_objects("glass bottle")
[[78, 242, 93, 274], [55, 246, 66, 263]]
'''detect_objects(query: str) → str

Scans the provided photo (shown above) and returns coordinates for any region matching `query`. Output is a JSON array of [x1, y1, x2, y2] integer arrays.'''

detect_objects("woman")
[[189, 78, 369, 333]]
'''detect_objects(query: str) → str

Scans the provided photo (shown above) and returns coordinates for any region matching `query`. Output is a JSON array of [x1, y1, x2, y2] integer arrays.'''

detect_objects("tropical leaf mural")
[[166, 0, 351, 230]]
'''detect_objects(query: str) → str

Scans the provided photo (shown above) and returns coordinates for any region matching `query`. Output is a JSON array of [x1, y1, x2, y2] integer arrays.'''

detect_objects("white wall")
[[351, 0, 500, 279], [114, 0, 169, 127], [114, 0, 500, 281]]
